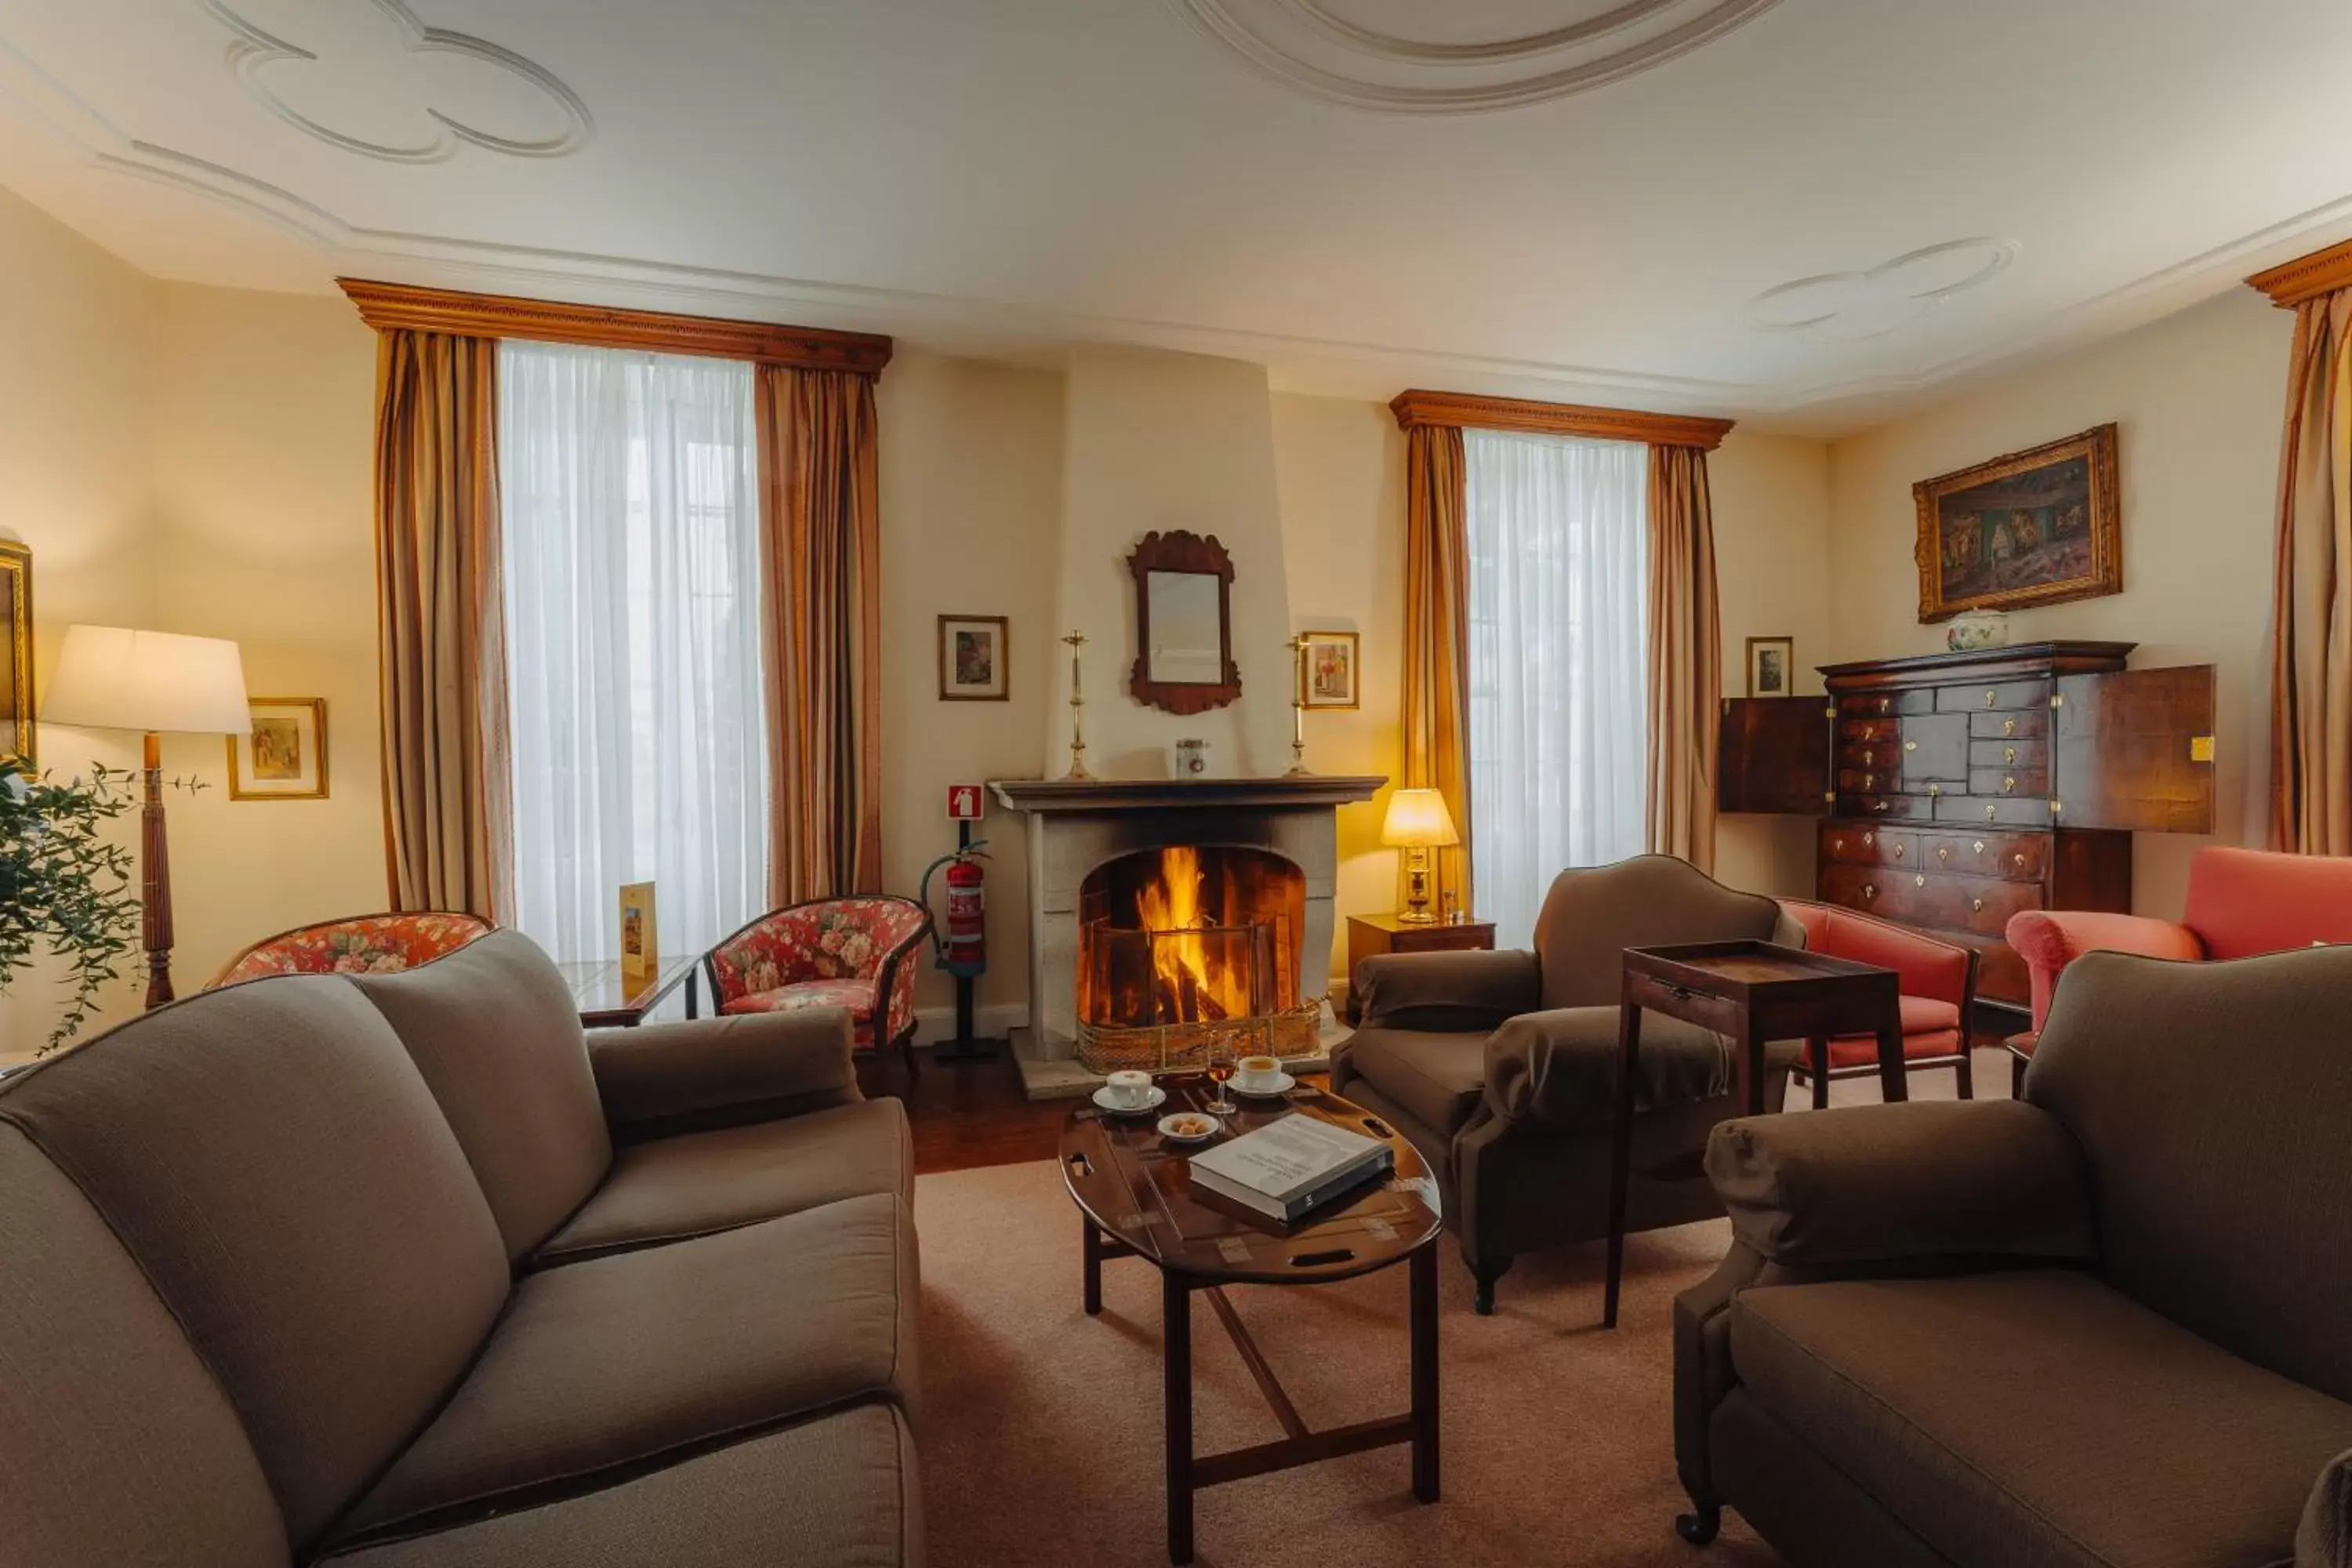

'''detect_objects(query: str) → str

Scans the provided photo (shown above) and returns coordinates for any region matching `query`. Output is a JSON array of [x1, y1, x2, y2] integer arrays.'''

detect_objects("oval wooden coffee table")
[[1061, 1078, 1444, 1566]]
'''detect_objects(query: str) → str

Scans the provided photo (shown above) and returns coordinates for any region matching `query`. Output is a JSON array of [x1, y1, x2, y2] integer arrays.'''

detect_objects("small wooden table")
[[1602, 940, 1904, 1327], [1062, 1081, 1444, 1565], [556, 955, 701, 1029], [1345, 913, 1497, 1024]]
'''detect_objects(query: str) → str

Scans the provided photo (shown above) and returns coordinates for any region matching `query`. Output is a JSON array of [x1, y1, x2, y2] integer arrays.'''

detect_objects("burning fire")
[[1134, 845, 1252, 1023]]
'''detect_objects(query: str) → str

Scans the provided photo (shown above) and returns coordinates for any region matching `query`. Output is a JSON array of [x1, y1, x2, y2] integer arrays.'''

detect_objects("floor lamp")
[[42, 626, 250, 1009]]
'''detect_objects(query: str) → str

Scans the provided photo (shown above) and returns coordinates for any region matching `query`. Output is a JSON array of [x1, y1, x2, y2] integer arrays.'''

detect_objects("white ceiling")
[[1, 0, 2348, 434]]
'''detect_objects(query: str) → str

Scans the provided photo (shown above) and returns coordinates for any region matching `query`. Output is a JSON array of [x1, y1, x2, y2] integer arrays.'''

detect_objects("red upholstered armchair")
[[209, 912, 494, 989], [2006, 846, 2352, 1087], [703, 895, 932, 1076], [1778, 899, 1979, 1104]]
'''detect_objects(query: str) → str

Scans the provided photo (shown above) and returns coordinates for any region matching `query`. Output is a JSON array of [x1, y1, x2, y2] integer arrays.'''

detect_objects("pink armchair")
[[703, 895, 933, 1077], [1778, 898, 1980, 1104], [2006, 846, 2352, 1088], [209, 912, 493, 989]]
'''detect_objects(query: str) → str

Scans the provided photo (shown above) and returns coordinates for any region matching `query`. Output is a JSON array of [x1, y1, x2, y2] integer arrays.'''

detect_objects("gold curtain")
[[372, 329, 514, 918], [1403, 423, 1474, 908], [756, 365, 884, 903], [1644, 444, 1722, 873], [2270, 287, 2352, 853]]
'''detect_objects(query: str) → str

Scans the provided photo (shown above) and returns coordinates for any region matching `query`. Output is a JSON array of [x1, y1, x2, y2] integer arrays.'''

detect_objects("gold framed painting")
[[1298, 630, 1361, 710], [0, 541, 30, 767], [227, 698, 328, 800], [938, 615, 1009, 702], [1745, 636, 1795, 697], [1913, 423, 2122, 622]]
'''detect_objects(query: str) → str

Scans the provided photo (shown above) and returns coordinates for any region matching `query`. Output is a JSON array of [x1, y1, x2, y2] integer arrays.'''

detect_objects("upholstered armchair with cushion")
[[2005, 845, 2352, 1087], [1673, 945, 2352, 1566], [1333, 854, 1806, 1314], [209, 911, 493, 988], [1777, 899, 1977, 1102], [704, 895, 932, 1076]]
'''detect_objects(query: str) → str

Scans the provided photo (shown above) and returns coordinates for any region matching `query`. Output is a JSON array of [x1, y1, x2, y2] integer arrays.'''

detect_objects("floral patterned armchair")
[[703, 895, 933, 1075], [209, 912, 495, 989]]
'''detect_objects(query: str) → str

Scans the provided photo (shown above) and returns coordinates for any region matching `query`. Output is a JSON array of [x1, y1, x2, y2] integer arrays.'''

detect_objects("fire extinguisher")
[[920, 839, 989, 978]]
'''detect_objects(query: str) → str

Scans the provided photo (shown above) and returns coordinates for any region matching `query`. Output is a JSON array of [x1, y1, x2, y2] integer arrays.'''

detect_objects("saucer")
[[1091, 1084, 1167, 1116], [1157, 1111, 1222, 1143], [1229, 1071, 1298, 1098]]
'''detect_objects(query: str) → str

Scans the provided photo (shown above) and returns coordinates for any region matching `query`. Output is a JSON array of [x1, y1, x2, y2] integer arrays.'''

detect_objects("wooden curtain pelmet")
[[1390, 389, 1733, 451], [339, 279, 894, 373], [2248, 237, 2352, 311]]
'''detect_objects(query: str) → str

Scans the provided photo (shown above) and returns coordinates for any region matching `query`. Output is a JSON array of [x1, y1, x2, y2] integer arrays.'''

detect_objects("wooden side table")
[[554, 955, 701, 1029], [1602, 940, 1905, 1328], [1345, 913, 1497, 1024]]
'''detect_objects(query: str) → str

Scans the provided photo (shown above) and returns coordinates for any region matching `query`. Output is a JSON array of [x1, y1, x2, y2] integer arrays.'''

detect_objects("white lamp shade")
[[42, 625, 251, 735], [1381, 787, 1460, 848]]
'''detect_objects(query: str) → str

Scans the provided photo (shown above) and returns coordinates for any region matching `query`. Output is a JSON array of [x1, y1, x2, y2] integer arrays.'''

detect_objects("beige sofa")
[[1675, 946, 2352, 1567], [0, 928, 921, 1568]]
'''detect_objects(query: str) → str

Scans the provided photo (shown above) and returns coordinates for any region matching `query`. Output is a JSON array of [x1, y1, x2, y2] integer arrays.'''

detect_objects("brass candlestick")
[[1286, 633, 1312, 776], [1062, 630, 1093, 780]]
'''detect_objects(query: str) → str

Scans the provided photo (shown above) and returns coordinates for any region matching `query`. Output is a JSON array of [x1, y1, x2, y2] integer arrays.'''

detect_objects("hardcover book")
[[1188, 1112, 1392, 1224]]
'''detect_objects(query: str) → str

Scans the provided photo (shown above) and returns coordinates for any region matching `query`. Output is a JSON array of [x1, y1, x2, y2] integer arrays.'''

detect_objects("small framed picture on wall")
[[227, 698, 328, 800], [1745, 637, 1795, 698], [938, 615, 1009, 702], [1298, 630, 1360, 710]]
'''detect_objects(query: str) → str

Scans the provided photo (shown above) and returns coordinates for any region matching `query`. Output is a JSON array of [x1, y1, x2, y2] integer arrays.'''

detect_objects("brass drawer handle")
[[1832, 837, 1845, 852], [2002, 776, 2017, 794], [1891, 843, 1905, 859], [1862, 832, 1875, 847], [1928, 783, 1941, 797], [1984, 804, 1998, 821], [1904, 739, 1917, 752], [2002, 719, 2017, 737], [1875, 801, 1890, 814], [2005, 746, 2017, 764], [2013, 853, 2027, 869], [1936, 845, 1950, 862], [1879, 697, 1891, 713], [1915, 875, 1926, 888], [1864, 774, 1876, 789], [1972, 897, 1985, 913], [1973, 839, 1987, 854], [1863, 884, 1878, 900], [1985, 688, 1998, 707]]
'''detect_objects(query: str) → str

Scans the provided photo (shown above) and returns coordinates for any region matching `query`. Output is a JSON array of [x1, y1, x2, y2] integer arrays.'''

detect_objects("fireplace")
[[989, 775, 1384, 1095]]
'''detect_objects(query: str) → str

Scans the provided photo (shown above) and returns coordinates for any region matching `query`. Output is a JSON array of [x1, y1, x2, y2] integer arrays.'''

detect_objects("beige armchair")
[[1332, 854, 1803, 1314]]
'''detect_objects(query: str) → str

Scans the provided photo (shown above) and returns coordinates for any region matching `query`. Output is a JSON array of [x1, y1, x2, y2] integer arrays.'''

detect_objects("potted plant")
[[0, 760, 140, 1053]]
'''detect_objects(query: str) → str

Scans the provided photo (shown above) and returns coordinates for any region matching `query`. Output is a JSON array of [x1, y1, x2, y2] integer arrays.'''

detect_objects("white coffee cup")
[[1233, 1054, 1283, 1093], [1106, 1069, 1154, 1109]]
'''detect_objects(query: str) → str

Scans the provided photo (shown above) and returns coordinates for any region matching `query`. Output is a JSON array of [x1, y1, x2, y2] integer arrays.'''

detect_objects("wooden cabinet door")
[[1718, 698, 1831, 815], [2052, 665, 2217, 833]]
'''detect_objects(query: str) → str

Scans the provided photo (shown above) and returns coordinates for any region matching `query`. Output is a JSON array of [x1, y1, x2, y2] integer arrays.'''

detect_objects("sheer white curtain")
[[1464, 428, 1650, 947], [500, 341, 769, 964]]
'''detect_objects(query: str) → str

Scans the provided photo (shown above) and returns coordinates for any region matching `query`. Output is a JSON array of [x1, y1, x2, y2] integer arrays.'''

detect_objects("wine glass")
[[1203, 1032, 1238, 1116]]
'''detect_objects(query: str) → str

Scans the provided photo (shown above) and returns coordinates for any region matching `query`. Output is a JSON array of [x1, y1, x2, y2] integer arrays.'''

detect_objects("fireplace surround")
[[989, 775, 1384, 1098]]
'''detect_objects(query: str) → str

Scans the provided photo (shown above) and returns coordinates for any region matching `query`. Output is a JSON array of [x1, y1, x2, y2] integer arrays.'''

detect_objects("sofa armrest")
[[1355, 949, 1541, 1032], [2301, 1448, 2352, 1568], [586, 1007, 861, 1142], [2007, 909, 2204, 1030], [1708, 1099, 2096, 1269]]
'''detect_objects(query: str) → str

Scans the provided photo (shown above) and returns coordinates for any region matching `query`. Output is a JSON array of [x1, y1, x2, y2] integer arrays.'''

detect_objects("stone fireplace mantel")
[[990, 774, 1384, 1098]]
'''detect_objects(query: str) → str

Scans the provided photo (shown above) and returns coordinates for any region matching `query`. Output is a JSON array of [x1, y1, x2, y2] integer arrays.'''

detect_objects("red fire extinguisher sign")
[[946, 784, 985, 822]]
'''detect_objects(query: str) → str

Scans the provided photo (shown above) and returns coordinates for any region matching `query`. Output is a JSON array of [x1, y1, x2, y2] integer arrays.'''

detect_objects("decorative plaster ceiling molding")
[[1747, 238, 2021, 342], [199, 0, 591, 162], [1167, 0, 1782, 113]]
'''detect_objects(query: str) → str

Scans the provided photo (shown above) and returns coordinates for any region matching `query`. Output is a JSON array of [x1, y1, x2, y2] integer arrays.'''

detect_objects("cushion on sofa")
[[319, 1404, 923, 1568], [355, 931, 612, 1261], [1730, 1270, 2352, 1568], [0, 1127, 292, 1568], [534, 1096, 912, 1265], [1339, 1026, 1490, 1136], [0, 976, 510, 1551], [336, 1191, 917, 1541], [2028, 947, 2352, 1404]]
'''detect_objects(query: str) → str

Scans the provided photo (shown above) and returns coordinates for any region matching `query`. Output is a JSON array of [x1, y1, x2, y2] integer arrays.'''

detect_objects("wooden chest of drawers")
[[1719, 641, 2216, 1006]]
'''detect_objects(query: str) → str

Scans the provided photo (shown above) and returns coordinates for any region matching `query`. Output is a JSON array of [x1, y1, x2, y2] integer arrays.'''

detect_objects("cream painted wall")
[[0, 186, 155, 1053], [147, 283, 387, 990], [1711, 431, 1835, 898], [1270, 393, 1406, 980], [877, 351, 1064, 1025], [1826, 289, 2291, 920]]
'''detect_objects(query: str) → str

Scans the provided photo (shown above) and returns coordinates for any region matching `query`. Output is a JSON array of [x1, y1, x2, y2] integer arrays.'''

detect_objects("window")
[[1463, 427, 1649, 946], [499, 341, 768, 964]]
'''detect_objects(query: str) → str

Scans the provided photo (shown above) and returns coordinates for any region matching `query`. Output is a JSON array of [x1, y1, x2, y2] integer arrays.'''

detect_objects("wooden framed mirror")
[[1127, 530, 1241, 715]]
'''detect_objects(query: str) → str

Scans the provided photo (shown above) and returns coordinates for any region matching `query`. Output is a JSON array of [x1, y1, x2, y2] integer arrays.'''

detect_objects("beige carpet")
[[914, 1163, 1774, 1568], [914, 1052, 2002, 1566]]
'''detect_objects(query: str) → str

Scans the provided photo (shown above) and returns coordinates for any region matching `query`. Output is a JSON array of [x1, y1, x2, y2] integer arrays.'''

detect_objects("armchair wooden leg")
[[1807, 1036, 1830, 1110], [1675, 1503, 1722, 1546], [1955, 1047, 1975, 1100], [1472, 1256, 1512, 1316]]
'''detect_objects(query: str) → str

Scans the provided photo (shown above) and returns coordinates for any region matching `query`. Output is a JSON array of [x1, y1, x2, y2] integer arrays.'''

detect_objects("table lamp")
[[42, 626, 250, 1009], [1381, 787, 1459, 925]]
